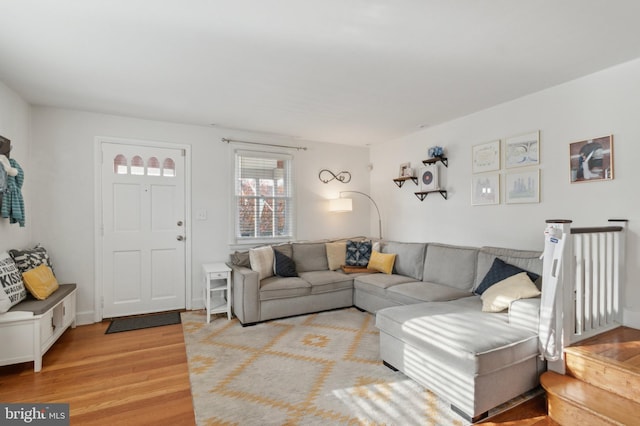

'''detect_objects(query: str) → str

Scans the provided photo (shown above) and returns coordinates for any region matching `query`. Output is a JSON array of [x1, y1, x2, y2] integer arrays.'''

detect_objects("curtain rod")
[[221, 138, 307, 151]]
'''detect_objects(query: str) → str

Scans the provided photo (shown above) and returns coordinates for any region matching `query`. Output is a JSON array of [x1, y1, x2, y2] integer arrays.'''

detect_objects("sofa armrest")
[[231, 265, 260, 324], [508, 297, 540, 333]]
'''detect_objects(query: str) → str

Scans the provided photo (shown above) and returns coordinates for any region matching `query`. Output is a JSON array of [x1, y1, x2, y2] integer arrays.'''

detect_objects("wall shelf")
[[414, 190, 448, 201], [392, 176, 418, 188], [422, 156, 448, 168]]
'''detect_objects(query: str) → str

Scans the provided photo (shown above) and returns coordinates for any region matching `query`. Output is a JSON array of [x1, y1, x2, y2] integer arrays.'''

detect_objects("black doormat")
[[105, 311, 182, 334]]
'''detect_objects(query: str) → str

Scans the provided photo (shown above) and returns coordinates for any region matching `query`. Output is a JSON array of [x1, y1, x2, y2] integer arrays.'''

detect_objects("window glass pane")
[[113, 154, 128, 175], [163, 158, 175, 177], [147, 157, 161, 176], [131, 155, 144, 176], [234, 151, 293, 241]]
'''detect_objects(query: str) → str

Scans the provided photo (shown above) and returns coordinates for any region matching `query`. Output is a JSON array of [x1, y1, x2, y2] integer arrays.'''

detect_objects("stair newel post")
[[541, 220, 573, 374], [609, 219, 628, 324]]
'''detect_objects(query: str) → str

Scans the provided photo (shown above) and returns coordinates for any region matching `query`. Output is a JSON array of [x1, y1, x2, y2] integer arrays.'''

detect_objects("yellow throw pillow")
[[22, 264, 59, 300], [368, 250, 396, 274]]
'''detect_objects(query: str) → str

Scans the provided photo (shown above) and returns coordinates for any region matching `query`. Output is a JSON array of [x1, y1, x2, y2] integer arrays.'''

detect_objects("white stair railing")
[[542, 219, 627, 373]]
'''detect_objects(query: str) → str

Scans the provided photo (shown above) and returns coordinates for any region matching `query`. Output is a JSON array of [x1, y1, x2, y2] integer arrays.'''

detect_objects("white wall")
[[29, 107, 371, 324], [0, 81, 31, 252], [370, 57, 640, 326]]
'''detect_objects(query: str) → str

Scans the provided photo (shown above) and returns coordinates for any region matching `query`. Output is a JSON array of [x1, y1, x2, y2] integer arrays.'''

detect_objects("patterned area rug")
[[181, 308, 471, 425]]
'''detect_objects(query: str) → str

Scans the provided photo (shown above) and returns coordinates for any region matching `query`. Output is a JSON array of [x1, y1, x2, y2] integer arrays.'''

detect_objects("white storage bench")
[[0, 283, 76, 372]]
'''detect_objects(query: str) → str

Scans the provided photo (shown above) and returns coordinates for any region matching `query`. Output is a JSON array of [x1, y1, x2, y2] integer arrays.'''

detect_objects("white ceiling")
[[2, 1, 640, 146]]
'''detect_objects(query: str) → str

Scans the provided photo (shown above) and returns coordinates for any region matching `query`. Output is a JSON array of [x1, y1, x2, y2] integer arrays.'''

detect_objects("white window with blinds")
[[233, 150, 294, 244]]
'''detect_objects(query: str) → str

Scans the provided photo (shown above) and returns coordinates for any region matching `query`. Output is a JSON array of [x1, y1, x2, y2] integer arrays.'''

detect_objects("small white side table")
[[202, 262, 232, 323]]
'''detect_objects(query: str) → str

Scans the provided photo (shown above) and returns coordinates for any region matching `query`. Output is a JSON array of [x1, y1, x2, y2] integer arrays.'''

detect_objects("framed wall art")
[[472, 140, 500, 173], [420, 165, 439, 192], [505, 169, 539, 204], [505, 131, 539, 168], [398, 162, 413, 178], [569, 135, 613, 183], [471, 173, 499, 205]]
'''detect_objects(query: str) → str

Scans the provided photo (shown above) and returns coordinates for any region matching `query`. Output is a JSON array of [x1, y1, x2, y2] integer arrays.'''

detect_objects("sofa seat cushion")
[[375, 297, 538, 376], [260, 276, 311, 301], [298, 271, 353, 294], [354, 274, 416, 297], [386, 281, 473, 304]]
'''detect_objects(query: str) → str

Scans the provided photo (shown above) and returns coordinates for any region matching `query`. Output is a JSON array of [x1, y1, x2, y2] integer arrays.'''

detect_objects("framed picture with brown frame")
[[569, 135, 613, 183]]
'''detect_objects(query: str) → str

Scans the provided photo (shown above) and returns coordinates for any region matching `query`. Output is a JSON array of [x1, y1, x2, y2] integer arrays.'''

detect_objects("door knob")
[[177, 235, 185, 241]]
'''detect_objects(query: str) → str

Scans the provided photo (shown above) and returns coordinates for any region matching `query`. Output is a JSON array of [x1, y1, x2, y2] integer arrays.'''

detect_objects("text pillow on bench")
[[0, 251, 27, 313]]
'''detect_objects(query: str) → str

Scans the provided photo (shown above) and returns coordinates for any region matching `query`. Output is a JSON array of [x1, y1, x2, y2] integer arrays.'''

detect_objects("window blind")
[[234, 150, 294, 242]]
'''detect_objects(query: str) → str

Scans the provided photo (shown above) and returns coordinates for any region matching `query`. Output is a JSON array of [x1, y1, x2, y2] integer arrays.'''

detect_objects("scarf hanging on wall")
[[1, 158, 25, 227]]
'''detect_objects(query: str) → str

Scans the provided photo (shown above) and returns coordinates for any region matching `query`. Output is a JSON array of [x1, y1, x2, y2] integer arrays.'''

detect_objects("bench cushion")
[[8, 283, 76, 315]]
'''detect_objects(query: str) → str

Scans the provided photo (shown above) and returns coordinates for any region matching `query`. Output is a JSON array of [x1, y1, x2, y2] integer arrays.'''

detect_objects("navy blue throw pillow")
[[345, 240, 372, 267], [273, 250, 298, 277], [475, 258, 540, 295]]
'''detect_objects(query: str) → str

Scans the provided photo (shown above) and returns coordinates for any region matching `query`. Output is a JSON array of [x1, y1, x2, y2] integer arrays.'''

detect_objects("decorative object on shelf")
[[505, 131, 540, 168], [472, 140, 500, 173], [393, 162, 417, 187], [569, 135, 613, 183], [428, 146, 444, 158], [318, 169, 352, 184], [419, 165, 439, 192], [329, 191, 382, 239], [471, 173, 500, 206], [398, 162, 414, 178], [506, 169, 540, 204]]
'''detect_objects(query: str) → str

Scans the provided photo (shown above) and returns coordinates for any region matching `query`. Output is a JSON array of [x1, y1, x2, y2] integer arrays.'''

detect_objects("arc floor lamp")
[[329, 191, 382, 239]]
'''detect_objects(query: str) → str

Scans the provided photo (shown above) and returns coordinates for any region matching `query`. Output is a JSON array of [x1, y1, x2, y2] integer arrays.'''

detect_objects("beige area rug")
[[181, 308, 539, 425], [182, 308, 471, 425]]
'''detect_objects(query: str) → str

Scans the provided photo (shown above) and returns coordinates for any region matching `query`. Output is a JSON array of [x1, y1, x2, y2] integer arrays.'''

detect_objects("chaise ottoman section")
[[376, 297, 543, 421]]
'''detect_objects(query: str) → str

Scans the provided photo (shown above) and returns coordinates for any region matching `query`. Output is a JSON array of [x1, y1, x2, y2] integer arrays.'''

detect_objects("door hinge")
[[181, 149, 186, 157], [101, 297, 104, 308]]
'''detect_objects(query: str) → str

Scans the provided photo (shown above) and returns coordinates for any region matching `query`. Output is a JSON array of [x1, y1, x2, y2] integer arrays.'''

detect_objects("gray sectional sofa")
[[229, 239, 544, 422]]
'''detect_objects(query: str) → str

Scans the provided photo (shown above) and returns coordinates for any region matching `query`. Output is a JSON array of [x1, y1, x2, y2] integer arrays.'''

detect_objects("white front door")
[[100, 142, 186, 317]]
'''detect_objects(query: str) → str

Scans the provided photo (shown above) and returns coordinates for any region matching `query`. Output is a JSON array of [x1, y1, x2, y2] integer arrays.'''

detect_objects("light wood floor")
[[0, 321, 195, 426], [0, 318, 556, 425]]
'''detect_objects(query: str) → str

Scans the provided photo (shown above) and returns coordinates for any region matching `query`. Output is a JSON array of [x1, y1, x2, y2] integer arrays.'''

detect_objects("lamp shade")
[[329, 198, 353, 212]]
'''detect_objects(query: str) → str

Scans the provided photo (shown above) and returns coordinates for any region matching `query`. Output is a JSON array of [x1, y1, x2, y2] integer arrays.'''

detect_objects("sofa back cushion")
[[475, 246, 543, 291], [422, 243, 478, 290], [381, 241, 427, 280], [292, 242, 329, 272]]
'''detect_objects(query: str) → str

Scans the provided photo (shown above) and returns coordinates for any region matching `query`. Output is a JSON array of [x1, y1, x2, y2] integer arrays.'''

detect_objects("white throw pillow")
[[249, 246, 274, 280], [481, 272, 541, 312], [325, 242, 346, 271], [0, 251, 27, 313]]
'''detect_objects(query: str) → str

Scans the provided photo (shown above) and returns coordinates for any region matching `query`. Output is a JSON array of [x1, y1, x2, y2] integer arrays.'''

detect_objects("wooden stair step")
[[541, 371, 640, 426], [564, 328, 640, 404]]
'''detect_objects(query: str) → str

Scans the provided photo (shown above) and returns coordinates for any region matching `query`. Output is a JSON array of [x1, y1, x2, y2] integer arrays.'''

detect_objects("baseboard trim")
[[623, 308, 640, 329]]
